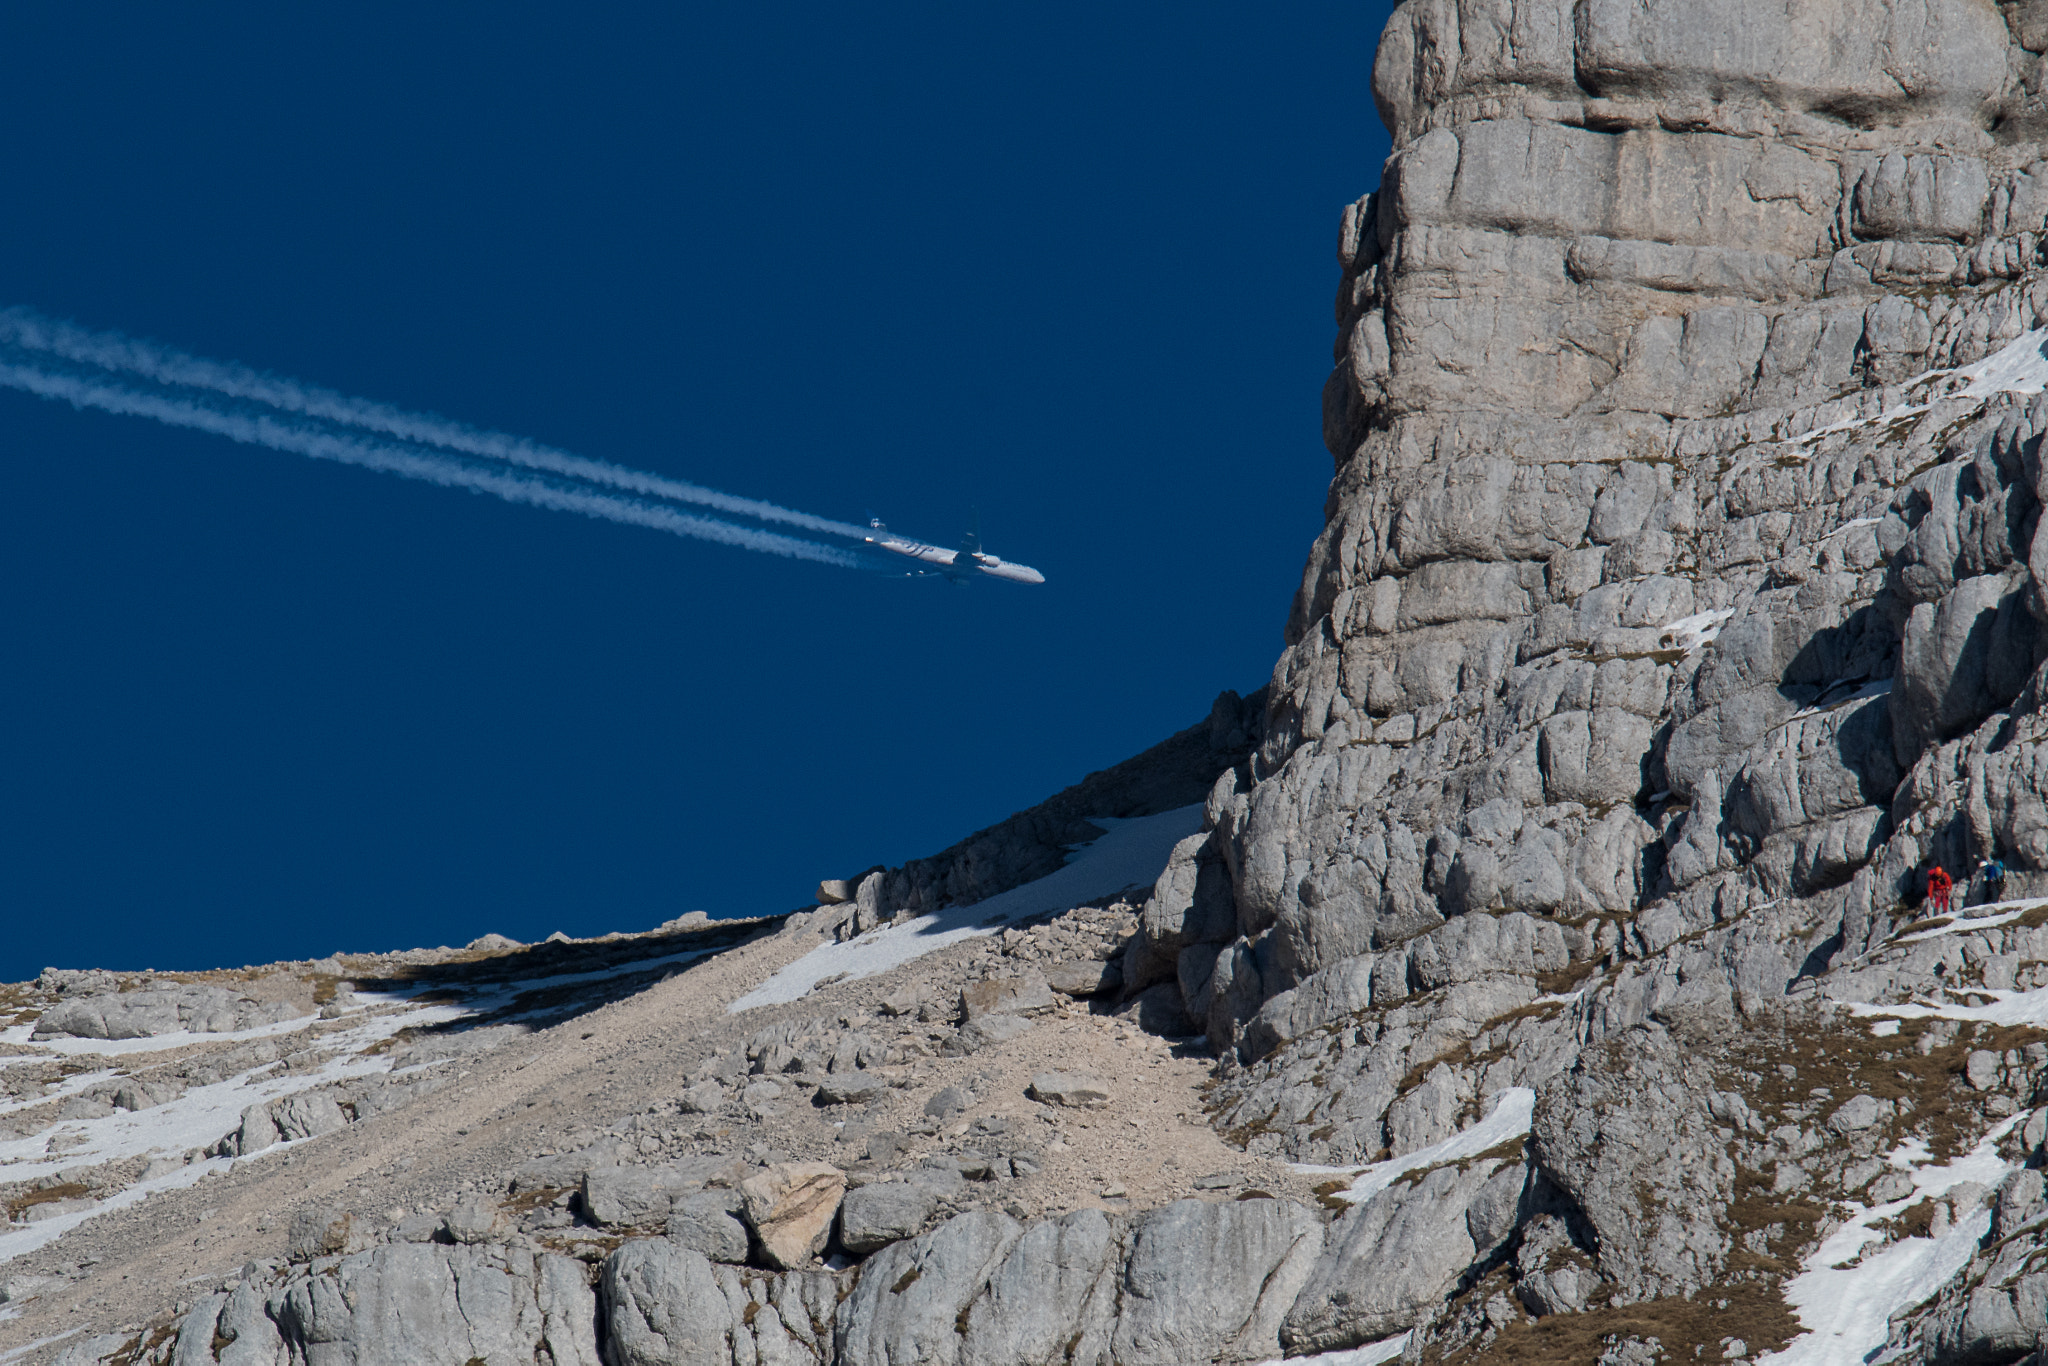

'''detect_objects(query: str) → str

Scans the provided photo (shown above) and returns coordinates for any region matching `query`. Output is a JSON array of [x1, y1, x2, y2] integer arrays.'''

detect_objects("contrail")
[[0, 360, 862, 567], [0, 308, 874, 542]]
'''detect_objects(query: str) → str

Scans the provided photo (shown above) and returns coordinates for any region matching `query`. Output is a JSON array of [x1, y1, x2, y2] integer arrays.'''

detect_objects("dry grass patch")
[[503, 1184, 571, 1218], [1441, 1283, 1801, 1365], [6, 1181, 89, 1222]]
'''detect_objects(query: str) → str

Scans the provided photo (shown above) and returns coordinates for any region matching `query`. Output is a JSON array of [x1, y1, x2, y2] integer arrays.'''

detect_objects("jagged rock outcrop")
[[33, 980, 306, 1040], [805, 689, 1266, 940], [128, 1201, 1334, 1366]]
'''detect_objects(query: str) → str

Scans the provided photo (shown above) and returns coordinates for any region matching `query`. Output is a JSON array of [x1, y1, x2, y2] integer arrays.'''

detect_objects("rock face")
[[1137, 0, 2048, 1146], [1107, 0, 2048, 1356], [33, 982, 305, 1040]]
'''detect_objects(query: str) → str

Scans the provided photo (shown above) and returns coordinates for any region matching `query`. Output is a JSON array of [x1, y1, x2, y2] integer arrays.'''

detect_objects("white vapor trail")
[[0, 308, 873, 543], [0, 361, 861, 567]]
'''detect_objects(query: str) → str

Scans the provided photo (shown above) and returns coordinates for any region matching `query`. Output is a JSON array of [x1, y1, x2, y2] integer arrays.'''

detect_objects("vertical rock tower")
[[1140, 0, 2048, 1071]]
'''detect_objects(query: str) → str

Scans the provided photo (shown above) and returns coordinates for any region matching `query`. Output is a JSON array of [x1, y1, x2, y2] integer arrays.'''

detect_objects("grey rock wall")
[[139, 1198, 1463, 1366], [1132, 0, 2048, 1078]]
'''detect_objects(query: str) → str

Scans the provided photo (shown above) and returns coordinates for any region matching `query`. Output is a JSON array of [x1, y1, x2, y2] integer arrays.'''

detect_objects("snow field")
[[1258, 1331, 1410, 1366], [1760, 1115, 2024, 1366]]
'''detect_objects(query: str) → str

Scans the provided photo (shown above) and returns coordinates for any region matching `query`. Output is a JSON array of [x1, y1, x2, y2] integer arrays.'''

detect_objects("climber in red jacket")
[[1927, 864, 1954, 916]]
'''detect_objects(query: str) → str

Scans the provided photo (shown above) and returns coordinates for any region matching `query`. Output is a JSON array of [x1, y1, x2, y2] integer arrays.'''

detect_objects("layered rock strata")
[[1144, 0, 2048, 1136]]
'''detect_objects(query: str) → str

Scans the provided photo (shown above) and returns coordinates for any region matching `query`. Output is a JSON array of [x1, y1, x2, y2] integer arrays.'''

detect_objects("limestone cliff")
[[1167, 0, 2048, 1063], [1123, 0, 2048, 1355]]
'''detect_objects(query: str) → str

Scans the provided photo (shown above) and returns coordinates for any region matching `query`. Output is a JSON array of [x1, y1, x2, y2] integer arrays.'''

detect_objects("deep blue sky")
[[0, 5, 1395, 980]]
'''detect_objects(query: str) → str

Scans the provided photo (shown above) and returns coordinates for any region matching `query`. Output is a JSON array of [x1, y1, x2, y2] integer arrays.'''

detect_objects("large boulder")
[[1531, 1027, 1736, 1303], [1283, 1159, 1532, 1350], [1109, 1199, 1324, 1366], [582, 1157, 725, 1229], [1026, 1072, 1112, 1110], [960, 972, 1058, 1021], [259, 1242, 597, 1366], [962, 1209, 1123, 1366], [668, 1189, 751, 1264], [837, 1210, 1023, 1366], [602, 1240, 747, 1366], [838, 1181, 939, 1255], [740, 1162, 847, 1270]]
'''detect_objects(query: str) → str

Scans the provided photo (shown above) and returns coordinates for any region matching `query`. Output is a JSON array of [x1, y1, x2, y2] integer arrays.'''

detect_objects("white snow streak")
[[1659, 608, 1734, 655], [1955, 329, 2048, 398], [1887, 896, 2048, 946], [1789, 328, 2048, 449], [1258, 1332, 1411, 1366], [0, 1328, 86, 1363], [728, 805, 1207, 1012], [1292, 1086, 1537, 1205], [0, 1004, 362, 1059], [1783, 678, 1892, 727], [1760, 1116, 2022, 1366]]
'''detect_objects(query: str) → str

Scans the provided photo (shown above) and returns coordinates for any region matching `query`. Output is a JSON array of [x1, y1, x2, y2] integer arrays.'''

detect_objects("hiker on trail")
[[1981, 853, 2007, 904], [1928, 864, 1953, 916]]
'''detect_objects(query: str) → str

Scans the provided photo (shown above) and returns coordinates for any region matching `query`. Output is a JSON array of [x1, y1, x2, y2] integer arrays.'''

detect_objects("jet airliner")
[[864, 517, 1045, 585]]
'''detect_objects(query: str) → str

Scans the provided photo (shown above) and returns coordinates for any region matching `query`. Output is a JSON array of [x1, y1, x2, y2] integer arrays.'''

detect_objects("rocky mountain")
[[12, 1, 2048, 1362]]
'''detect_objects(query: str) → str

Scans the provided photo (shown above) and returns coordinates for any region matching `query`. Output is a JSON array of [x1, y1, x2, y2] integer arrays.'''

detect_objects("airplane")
[[863, 514, 1046, 585]]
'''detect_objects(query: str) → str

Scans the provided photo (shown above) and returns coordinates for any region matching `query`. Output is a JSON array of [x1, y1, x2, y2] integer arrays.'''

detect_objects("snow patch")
[[1846, 980, 2048, 1027], [1259, 1332, 1410, 1366], [1787, 329, 2048, 452], [1955, 328, 2048, 398], [1292, 1087, 1536, 1205], [0, 992, 472, 1194], [1889, 897, 2046, 945], [1760, 1115, 2021, 1366], [728, 804, 1206, 1012], [1658, 609, 1734, 655]]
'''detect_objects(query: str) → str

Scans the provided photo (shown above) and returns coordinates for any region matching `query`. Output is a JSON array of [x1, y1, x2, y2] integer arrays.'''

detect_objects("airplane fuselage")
[[865, 532, 1046, 584]]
